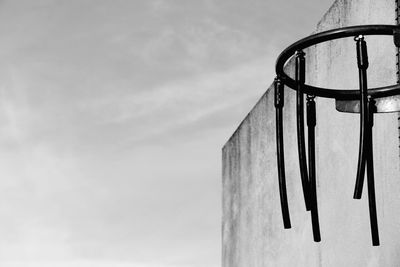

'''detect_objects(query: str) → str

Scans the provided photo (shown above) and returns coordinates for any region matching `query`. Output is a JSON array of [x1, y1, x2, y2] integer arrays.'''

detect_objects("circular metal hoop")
[[275, 24, 400, 100]]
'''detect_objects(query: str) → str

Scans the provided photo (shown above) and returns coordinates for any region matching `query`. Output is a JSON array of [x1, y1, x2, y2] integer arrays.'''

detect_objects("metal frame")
[[276, 25, 400, 100], [274, 24, 400, 246]]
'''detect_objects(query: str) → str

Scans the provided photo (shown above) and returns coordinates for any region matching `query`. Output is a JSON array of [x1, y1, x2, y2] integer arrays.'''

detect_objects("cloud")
[[0, 0, 336, 266], [80, 53, 277, 145]]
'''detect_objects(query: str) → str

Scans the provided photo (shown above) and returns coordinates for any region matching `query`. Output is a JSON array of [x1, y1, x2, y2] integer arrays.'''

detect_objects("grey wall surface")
[[222, 0, 400, 266]]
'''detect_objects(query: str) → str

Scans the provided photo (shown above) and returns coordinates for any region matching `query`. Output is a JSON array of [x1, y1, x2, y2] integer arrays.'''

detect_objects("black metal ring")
[[275, 25, 400, 100]]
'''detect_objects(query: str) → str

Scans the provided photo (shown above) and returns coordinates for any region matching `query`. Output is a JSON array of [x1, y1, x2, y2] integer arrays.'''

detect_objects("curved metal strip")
[[295, 51, 311, 211], [307, 97, 321, 242], [274, 78, 291, 229], [275, 25, 400, 100], [354, 37, 369, 199], [366, 98, 379, 246]]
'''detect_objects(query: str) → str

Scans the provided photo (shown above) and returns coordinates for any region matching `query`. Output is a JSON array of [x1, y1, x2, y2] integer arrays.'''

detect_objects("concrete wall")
[[222, 0, 400, 266]]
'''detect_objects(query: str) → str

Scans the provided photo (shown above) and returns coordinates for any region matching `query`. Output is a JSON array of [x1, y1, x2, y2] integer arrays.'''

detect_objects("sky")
[[0, 0, 334, 266]]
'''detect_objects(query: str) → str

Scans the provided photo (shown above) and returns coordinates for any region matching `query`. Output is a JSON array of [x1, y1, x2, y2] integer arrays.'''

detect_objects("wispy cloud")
[[0, 0, 335, 265], [82, 55, 278, 145]]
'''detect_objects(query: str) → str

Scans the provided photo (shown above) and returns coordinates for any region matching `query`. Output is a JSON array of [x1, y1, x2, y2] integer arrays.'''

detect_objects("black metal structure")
[[274, 78, 291, 229], [274, 24, 400, 246]]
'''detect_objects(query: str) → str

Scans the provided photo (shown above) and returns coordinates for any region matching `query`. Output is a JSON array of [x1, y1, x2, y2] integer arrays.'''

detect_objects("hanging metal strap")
[[353, 36, 369, 199], [353, 36, 380, 246], [307, 94, 321, 242], [366, 97, 379, 246], [295, 50, 311, 211], [274, 77, 291, 229]]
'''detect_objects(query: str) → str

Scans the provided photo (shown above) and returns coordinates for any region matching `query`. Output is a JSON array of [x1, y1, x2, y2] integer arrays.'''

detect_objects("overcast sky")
[[0, 0, 333, 266]]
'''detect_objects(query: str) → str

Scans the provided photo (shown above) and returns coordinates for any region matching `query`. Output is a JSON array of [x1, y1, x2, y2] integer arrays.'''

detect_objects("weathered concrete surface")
[[222, 0, 400, 266]]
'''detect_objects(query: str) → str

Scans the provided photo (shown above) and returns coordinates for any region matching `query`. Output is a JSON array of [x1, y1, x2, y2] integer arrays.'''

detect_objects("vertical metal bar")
[[353, 37, 379, 246], [295, 50, 311, 211], [366, 97, 379, 246], [307, 96, 321, 242], [353, 36, 369, 199], [274, 77, 291, 229]]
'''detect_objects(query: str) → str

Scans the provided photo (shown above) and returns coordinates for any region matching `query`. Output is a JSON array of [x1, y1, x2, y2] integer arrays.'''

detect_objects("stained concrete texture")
[[222, 0, 400, 266]]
